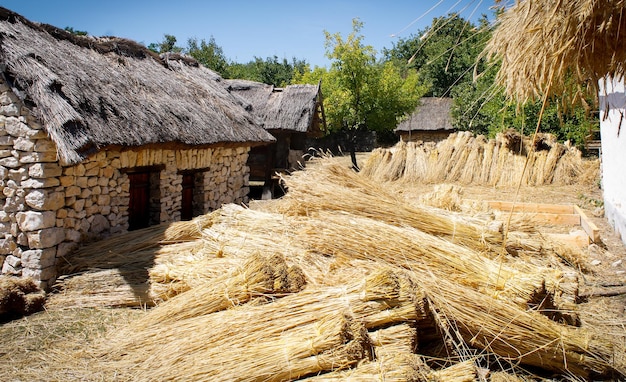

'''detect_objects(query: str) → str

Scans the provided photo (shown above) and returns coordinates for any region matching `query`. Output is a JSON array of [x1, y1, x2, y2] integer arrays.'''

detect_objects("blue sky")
[[1, 0, 500, 68]]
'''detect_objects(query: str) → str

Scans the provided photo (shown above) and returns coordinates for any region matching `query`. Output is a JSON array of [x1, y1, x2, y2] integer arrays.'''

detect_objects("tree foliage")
[[147, 34, 183, 54], [186, 37, 230, 76]]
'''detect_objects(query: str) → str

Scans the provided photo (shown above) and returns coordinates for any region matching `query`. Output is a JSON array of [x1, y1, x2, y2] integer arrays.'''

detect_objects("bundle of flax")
[[359, 131, 599, 187], [279, 158, 503, 249], [96, 269, 425, 381], [135, 253, 306, 328]]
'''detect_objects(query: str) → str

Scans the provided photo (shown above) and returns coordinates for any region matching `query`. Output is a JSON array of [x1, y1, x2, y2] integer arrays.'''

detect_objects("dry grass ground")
[[1, 152, 625, 381]]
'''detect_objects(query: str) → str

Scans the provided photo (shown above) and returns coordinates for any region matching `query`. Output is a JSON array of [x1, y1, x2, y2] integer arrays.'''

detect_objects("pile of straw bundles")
[[52, 158, 622, 380], [360, 130, 599, 186]]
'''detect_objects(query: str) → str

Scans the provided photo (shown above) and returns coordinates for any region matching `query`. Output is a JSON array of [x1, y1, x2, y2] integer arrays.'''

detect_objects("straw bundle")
[[297, 210, 556, 308], [428, 360, 477, 382], [0, 276, 45, 317], [135, 253, 306, 328], [98, 269, 430, 380], [301, 353, 431, 381], [424, 275, 616, 377], [279, 157, 503, 249], [485, 0, 626, 104], [359, 131, 599, 187]]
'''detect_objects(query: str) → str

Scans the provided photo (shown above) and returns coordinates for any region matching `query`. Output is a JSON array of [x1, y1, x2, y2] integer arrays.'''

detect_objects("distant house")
[[0, 7, 274, 288], [395, 97, 455, 143], [225, 79, 325, 196]]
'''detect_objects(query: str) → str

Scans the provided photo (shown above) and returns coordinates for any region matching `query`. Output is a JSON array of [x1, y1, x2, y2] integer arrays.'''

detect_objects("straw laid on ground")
[[46, 154, 622, 380], [360, 131, 599, 187]]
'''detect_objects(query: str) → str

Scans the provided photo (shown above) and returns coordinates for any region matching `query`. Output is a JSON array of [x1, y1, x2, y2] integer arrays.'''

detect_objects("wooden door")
[[181, 173, 194, 221], [128, 172, 150, 230]]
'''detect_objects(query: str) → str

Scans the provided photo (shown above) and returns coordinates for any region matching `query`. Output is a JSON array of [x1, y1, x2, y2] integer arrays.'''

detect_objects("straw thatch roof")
[[0, 7, 274, 165], [485, 0, 626, 105], [395, 97, 454, 133], [225, 79, 325, 134]]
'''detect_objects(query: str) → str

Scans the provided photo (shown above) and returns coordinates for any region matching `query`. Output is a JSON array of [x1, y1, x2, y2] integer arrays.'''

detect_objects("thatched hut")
[[486, 0, 626, 246], [395, 97, 455, 143], [0, 7, 274, 288], [225, 79, 325, 196]]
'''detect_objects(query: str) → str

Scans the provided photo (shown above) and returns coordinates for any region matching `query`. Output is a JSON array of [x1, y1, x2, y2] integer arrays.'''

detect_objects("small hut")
[[0, 7, 274, 288], [395, 97, 455, 143], [485, 0, 626, 245], [225, 79, 325, 196]]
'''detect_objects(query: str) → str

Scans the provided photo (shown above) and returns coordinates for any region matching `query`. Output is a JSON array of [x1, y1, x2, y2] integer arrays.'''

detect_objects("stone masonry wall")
[[0, 81, 251, 289]]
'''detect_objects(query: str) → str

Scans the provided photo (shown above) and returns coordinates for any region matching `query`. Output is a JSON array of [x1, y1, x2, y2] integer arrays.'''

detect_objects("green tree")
[[227, 56, 308, 87], [147, 34, 183, 54], [384, 14, 491, 97], [307, 18, 424, 169], [64, 26, 88, 36], [186, 36, 229, 76]]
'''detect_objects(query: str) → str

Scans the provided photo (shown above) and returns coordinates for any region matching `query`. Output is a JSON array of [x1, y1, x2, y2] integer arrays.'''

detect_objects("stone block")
[[90, 214, 110, 233], [59, 175, 75, 187], [33, 139, 57, 153], [19, 151, 57, 163], [57, 242, 78, 258], [65, 229, 81, 242], [21, 248, 56, 269], [65, 185, 81, 197], [16, 210, 56, 231], [0, 104, 20, 117], [0, 235, 16, 255], [13, 137, 35, 151], [1, 261, 20, 275], [25, 190, 65, 210], [0, 156, 19, 168], [27, 227, 65, 248], [22, 266, 56, 282], [29, 163, 63, 178], [21, 178, 61, 189]]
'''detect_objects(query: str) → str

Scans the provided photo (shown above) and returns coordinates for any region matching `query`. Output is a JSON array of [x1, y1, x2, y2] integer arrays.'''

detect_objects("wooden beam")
[[514, 213, 581, 225], [573, 205, 601, 243], [547, 232, 590, 247], [487, 201, 574, 214]]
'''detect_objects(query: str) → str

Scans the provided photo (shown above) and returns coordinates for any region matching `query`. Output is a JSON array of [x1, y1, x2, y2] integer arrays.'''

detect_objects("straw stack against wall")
[[360, 130, 599, 187]]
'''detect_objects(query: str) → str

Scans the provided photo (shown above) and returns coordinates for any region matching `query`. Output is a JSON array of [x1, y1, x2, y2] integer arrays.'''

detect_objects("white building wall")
[[599, 77, 626, 245]]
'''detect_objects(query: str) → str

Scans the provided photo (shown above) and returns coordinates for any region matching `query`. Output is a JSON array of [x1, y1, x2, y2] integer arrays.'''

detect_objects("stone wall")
[[0, 81, 251, 289]]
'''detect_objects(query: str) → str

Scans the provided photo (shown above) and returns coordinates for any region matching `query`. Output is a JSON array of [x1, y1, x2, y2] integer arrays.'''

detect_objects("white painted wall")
[[599, 77, 626, 245]]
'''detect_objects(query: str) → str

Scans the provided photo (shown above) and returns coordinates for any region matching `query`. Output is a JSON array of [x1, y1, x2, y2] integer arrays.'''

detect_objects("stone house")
[[0, 8, 274, 288], [225, 79, 325, 196], [395, 97, 456, 143]]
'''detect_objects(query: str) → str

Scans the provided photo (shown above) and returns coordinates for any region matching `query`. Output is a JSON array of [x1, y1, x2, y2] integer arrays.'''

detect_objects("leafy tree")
[[298, 19, 425, 169], [147, 34, 183, 54], [383, 14, 491, 98], [227, 56, 307, 87], [186, 36, 229, 76], [64, 26, 88, 36]]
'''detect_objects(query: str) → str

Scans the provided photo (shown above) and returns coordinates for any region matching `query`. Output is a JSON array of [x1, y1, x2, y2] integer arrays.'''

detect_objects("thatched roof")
[[485, 0, 626, 105], [225, 79, 325, 134], [0, 7, 274, 165], [395, 97, 454, 132]]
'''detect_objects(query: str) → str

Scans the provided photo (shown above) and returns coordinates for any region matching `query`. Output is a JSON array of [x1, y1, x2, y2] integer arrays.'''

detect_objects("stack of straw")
[[360, 131, 599, 187]]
